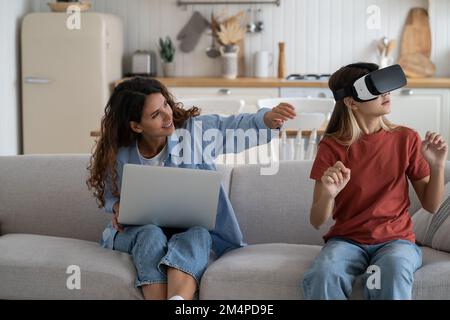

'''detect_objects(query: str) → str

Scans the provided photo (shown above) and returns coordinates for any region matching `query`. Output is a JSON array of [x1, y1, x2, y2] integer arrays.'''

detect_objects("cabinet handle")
[[24, 77, 52, 84], [218, 89, 231, 95], [401, 89, 414, 96]]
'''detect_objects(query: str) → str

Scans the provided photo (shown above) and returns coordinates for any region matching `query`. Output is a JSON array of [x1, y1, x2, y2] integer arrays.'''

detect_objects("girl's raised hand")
[[263, 103, 297, 129], [421, 131, 448, 169], [321, 161, 351, 198]]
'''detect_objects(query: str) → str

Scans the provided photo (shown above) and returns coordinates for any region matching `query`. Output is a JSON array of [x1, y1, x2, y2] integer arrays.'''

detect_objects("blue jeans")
[[113, 224, 212, 288], [302, 238, 423, 300]]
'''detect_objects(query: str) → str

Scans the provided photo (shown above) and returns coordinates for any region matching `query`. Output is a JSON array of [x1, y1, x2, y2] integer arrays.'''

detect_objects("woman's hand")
[[263, 103, 296, 129], [112, 202, 124, 233], [421, 131, 448, 169], [321, 161, 351, 199]]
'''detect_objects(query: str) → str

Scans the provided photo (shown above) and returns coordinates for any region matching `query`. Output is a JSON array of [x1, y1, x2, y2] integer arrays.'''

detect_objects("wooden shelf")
[[116, 76, 450, 89]]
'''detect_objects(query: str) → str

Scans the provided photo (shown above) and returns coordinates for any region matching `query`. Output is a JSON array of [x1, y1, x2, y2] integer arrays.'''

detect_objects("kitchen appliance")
[[22, 12, 123, 154], [131, 50, 157, 76], [281, 73, 334, 99], [286, 73, 331, 81]]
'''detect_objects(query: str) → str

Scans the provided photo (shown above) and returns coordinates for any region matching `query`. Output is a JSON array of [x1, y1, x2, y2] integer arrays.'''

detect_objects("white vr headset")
[[332, 63, 407, 102]]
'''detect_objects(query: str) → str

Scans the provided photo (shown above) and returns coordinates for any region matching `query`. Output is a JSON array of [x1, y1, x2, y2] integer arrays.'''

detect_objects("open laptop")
[[117, 164, 221, 230]]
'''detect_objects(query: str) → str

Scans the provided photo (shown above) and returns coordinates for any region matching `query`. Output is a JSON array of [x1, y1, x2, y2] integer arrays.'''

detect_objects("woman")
[[302, 63, 448, 300], [87, 77, 296, 300]]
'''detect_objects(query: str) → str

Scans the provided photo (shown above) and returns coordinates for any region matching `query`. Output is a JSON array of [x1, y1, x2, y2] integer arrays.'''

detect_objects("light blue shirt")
[[101, 108, 276, 257]]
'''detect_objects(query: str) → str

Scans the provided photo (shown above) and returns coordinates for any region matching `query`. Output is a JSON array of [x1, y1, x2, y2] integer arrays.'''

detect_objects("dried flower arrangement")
[[211, 11, 247, 50]]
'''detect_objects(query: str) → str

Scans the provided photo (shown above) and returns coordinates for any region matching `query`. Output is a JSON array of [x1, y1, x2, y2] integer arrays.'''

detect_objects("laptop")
[[117, 164, 221, 230]]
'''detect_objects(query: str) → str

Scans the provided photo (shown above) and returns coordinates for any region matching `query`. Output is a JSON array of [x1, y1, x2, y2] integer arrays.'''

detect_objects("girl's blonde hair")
[[325, 64, 399, 146]]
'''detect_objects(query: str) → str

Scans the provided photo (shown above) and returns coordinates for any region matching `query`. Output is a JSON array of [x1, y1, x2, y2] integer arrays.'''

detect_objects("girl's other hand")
[[421, 131, 448, 169], [321, 161, 351, 198]]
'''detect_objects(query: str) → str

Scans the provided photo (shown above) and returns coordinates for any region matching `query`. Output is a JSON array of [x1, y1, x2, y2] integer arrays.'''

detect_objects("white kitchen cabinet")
[[388, 88, 450, 159], [168, 87, 280, 113]]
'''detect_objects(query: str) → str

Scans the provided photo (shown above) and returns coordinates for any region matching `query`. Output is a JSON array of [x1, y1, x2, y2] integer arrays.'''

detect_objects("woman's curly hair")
[[86, 77, 200, 208]]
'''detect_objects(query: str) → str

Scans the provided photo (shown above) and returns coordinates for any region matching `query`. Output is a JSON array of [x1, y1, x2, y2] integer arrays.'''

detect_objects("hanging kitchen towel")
[[177, 11, 209, 53]]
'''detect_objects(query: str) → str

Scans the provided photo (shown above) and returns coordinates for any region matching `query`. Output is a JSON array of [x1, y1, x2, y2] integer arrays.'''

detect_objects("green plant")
[[159, 36, 175, 63]]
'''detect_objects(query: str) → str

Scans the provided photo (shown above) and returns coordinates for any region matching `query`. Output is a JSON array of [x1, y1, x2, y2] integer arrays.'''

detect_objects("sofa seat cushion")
[[0, 234, 142, 300], [349, 247, 450, 300], [200, 244, 450, 300], [200, 243, 322, 299], [411, 247, 450, 299]]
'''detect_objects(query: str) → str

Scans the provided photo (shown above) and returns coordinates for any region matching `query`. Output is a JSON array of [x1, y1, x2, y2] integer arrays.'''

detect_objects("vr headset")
[[332, 63, 407, 102]]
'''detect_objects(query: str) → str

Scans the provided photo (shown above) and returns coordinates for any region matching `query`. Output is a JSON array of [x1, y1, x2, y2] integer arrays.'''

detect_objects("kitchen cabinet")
[[168, 87, 280, 113], [388, 88, 450, 157]]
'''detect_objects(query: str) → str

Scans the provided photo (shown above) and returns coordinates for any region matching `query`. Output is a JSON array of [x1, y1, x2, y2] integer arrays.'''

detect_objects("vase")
[[163, 62, 176, 77], [220, 45, 240, 79]]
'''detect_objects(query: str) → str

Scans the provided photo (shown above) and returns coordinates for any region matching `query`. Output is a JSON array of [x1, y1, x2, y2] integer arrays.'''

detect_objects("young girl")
[[302, 63, 448, 300], [87, 77, 295, 300]]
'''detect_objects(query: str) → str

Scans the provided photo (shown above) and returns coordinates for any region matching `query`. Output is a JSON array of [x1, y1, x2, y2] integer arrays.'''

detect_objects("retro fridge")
[[21, 13, 123, 154]]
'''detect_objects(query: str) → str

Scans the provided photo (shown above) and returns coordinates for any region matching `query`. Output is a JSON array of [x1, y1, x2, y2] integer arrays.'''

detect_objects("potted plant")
[[159, 36, 176, 77]]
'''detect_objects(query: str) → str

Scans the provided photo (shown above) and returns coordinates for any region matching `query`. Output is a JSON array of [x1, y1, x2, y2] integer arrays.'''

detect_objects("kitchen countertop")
[[117, 77, 450, 88]]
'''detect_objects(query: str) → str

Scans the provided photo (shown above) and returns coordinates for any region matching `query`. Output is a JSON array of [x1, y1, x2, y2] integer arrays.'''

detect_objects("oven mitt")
[[177, 11, 209, 53]]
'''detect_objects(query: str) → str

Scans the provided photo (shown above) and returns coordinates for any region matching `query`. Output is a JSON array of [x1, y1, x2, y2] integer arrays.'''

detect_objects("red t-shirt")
[[310, 127, 430, 245]]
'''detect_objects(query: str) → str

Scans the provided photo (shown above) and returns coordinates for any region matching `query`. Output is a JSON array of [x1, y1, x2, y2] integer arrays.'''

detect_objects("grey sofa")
[[1, 155, 449, 300]]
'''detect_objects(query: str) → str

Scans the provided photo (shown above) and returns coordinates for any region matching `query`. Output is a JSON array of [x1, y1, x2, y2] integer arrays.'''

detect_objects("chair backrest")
[[257, 97, 335, 120], [180, 98, 245, 116], [283, 112, 326, 131]]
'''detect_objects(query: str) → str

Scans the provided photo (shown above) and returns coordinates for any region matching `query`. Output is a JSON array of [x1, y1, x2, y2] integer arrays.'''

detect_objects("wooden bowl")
[[47, 1, 91, 12]]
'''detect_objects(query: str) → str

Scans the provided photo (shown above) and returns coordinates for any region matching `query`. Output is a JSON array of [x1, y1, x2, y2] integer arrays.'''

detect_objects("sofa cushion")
[[412, 182, 450, 253], [200, 243, 322, 299], [229, 161, 334, 246], [0, 155, 109, 242], [200, 244, 450, 300], [412, 247, 450, 299], [0, 234, 142, 300]]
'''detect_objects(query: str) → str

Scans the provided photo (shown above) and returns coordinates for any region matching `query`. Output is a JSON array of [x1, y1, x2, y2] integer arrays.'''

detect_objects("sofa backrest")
[[0, 155, 108, 242], [230, 161, 450, 246], [1, 156, 449, 246], [0, 155, 233, 243]]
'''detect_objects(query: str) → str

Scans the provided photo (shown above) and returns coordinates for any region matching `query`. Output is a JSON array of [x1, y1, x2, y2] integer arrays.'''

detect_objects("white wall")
[[0, 0, 31, 155], [430, 0, 450, 77], [30, 0, 450, 77]]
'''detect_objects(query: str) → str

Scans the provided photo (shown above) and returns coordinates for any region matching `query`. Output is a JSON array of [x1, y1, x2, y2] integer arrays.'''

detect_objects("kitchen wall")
[[0, 0, 31, 155], [430, 0, 450, 77], [30, 0, 450, 77]]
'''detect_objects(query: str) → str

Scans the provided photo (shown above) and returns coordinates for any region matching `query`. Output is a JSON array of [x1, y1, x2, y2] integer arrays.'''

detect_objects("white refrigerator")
[[22, 12, 123, 154]]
